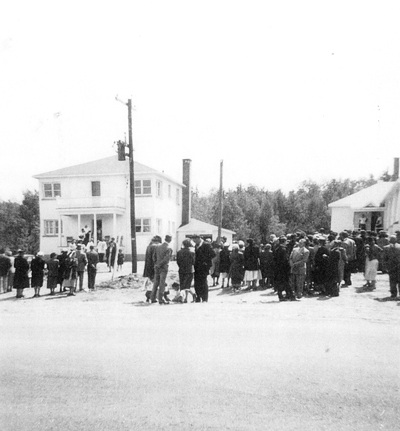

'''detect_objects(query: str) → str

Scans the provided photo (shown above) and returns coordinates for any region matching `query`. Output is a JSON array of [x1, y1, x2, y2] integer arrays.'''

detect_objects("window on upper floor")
[[43, 183, 61, 198], [135, 218, 151, 233], [92, 181, 101, 197], [134, 180, 152, 196], [176, 188, 180, 205], [156, 180, 162, 198]]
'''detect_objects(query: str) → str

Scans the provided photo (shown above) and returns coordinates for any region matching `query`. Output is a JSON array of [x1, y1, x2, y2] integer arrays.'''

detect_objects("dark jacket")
[[194, 241, 216, 275], [177, 248, 195, 274], [13, 255, 30, 289], [244, 245, 260, 271], [0, 255, 11, 277], [31, 256, 46, 287]]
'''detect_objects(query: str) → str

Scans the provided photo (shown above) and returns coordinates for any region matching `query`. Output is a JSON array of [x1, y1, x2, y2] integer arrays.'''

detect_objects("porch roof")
[[328, 181, 397, 209]]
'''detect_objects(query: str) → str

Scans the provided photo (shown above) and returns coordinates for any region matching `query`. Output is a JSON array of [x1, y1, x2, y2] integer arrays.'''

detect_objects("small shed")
[[328, 181, 398, 233], [177, 218, 235, 246]]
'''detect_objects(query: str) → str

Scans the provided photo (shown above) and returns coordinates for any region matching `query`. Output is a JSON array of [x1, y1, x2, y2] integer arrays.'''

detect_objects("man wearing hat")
[[151, 235, 173, 304], [86, 245, 99, 291], [192, 234, 216, 302]]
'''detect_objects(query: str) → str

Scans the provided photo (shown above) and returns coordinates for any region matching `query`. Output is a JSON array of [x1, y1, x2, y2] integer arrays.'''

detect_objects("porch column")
[[113, 213, 117, 239], [93, 213, 97, 244], [58, 215, 62, 248], [78, 214, 81, 237]]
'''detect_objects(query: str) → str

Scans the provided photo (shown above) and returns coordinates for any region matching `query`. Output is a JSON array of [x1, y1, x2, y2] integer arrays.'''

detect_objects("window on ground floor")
[[44, 220, 59, 236]]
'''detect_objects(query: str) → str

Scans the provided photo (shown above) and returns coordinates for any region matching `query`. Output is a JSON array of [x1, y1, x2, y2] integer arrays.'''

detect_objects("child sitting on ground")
[[170, 282, 185, 303]]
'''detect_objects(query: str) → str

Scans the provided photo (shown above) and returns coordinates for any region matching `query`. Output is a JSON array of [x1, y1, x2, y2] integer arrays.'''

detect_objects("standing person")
[[193, 234, 216, 302], [97, 239, 107, 263], [13, 250, 30, 299], [359, 214, 368, 231], [229, 244, 244, 292], [219, 243, 231, 288], [340, 231, 356, 287], [364, 237, 382, 289], [6, 251, 15, 292], [31, 251, 46, 297], [314, 237, 330, 295], [57, 249, 68, 293], [117, 249, 124, 271], [151, 235, 173, 304], [273, 236, 294, 301], [64, 245, 78, 296], [106, 238, 117, 272], [243, 238, 261, 291], [289, 239, 310, 299], [210, 243, 221, 287], [383, 235, 400, 298], [75, 244, 88, 292], [176, 239, 196, 302], [86, 245, 99, 291], [0, 249, 11, 293], [143, 236, 162, 288], [326, 241, 341, 297], [260, 244, 274, 289], [46, 253, 59, 295]]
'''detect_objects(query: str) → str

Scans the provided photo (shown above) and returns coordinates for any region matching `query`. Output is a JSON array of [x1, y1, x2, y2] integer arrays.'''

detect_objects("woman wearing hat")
[[31, 251, 46, 297], [13, 250, 30, 299]]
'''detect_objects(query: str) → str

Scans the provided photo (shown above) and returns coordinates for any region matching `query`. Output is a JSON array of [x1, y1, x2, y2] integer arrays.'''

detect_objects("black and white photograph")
[[1, 1, 400, 430]]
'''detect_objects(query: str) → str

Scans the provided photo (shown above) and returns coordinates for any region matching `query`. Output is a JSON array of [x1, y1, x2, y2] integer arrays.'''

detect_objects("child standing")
[[117, 249, 124, 271]]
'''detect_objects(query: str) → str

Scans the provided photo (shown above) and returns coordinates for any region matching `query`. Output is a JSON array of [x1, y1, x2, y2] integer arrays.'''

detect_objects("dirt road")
[[1, 264, 399, 430]]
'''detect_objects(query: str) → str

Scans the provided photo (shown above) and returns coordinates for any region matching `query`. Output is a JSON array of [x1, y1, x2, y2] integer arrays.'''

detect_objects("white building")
[[34, 156, 185, 259]]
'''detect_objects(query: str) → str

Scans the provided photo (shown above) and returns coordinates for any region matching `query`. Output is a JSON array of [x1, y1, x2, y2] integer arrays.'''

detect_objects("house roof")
[[177, 218, 236, 234], [33, 156, 184, 186], [328, 181, 397, 209]]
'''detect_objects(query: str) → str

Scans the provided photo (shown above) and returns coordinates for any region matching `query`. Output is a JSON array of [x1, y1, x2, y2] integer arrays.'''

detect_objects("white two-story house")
[[34, 156, 184, 259]]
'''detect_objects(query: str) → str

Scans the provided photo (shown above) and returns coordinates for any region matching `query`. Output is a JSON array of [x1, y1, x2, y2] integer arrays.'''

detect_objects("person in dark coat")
[[46, 253, 59, 295], [259, 244, 274, 289], [219, 244, 231, 288], [106, 238, 117, 272], [229, 244, 244, 292], [273, 236, 294, 301], [0, 249, 11, 293], [143, 235, 162, 287], [193, 234, 216, 302], [326, 241, 341, 297], [57, 249, 68, 292], [13, 250, 30, 299], [75, 244, 88, 291], [86, 245, 99, 291], [314, 238, 330, 295], [176, 239, 196, 302], [31, 251, 46, 297], [243, 238, 261, 290], [383, 235, 400, 298]]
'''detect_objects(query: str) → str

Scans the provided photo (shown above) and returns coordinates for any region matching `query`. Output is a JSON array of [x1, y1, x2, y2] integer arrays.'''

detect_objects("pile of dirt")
[[97, 271, 180, 290]]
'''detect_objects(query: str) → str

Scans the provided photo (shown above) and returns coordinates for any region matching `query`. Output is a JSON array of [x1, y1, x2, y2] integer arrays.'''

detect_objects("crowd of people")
[[0, 236, 125, 299], [144, 228, 400, 304]]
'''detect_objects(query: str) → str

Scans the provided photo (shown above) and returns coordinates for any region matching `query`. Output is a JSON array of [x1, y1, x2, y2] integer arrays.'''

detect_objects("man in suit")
[[383, 235, 400, 298], [193, 234, 216, 302], [86, 245, 99, 291], [151, 235, 173, 304], [75, 244, 88, 291]]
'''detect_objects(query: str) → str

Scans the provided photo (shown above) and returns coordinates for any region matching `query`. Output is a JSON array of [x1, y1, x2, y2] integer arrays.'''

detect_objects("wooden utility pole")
[[217, 159, 223, 243], [116, 95, 137, 273], [127, 99, 137, 273]]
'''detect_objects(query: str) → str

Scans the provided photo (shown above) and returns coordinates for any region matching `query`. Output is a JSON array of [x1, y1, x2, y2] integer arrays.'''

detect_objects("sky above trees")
[[1, 1, 400, 201]]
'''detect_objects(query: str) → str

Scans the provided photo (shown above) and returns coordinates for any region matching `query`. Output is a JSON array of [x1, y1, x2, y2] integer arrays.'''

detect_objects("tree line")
[[192, 176, 379, 242], [0, 190, 40, 253]]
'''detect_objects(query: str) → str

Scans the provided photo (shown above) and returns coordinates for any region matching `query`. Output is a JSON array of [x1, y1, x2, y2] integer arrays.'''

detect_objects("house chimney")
[[182, 159, 192, 226], [393, 157, 399, 181]]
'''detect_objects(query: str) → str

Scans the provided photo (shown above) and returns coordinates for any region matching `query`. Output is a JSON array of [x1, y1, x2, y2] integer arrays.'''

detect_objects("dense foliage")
[[192, 176, 378, 242], [0, 190, 40, 253]]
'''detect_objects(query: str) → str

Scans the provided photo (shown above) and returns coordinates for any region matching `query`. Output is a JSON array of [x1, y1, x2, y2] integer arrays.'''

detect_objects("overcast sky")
[[1, 1, 400, 202]]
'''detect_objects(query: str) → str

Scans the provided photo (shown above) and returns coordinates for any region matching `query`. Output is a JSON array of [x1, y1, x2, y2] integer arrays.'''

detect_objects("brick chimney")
[[393, 157, 399, 181], [182, 159, 192, 226]]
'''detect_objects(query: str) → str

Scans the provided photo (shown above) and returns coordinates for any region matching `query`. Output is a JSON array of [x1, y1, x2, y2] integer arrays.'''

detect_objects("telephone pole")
[[116, 96, 137, 273], [217, 160, 223, 243]]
